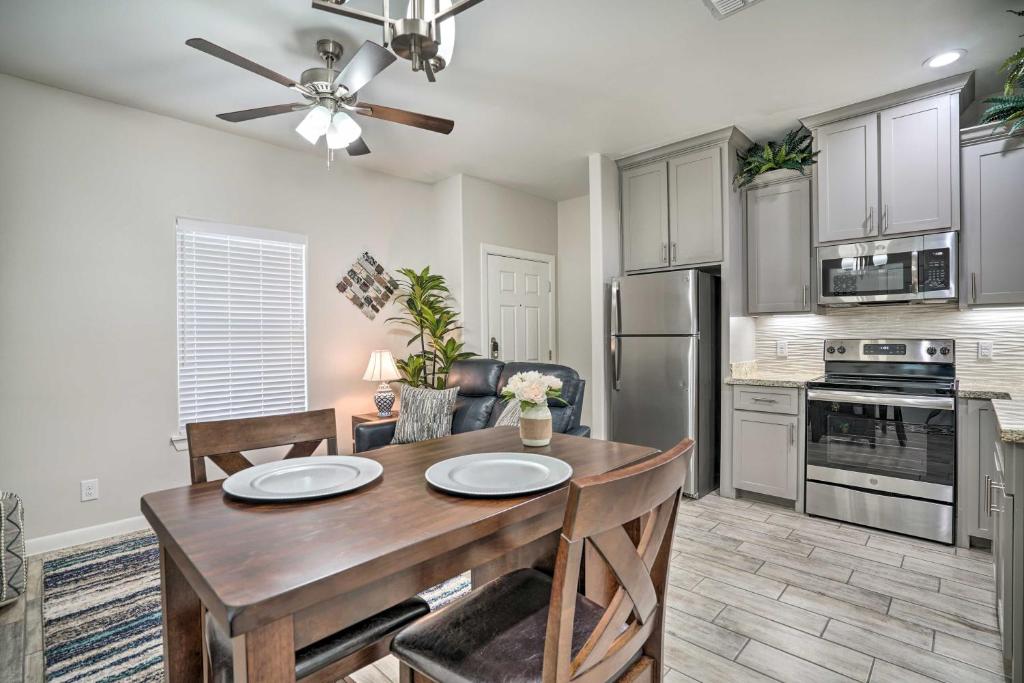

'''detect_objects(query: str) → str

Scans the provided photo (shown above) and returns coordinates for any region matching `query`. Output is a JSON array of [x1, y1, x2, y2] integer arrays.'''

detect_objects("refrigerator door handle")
[[611, 336, 622, 390], [610, 279, 621, 336]]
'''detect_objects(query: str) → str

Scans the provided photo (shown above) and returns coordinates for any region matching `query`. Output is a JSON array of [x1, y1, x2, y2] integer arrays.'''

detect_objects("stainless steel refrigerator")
[[610, 269, 720, 498]]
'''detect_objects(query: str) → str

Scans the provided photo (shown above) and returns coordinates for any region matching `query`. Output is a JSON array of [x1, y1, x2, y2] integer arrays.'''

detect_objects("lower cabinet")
[[992, 438, 1019, 680], [733, 409, 799, 500], [961, 399, 999, 540]]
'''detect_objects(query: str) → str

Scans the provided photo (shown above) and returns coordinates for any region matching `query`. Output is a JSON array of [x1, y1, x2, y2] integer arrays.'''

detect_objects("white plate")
[[425, 452, 573, 498], [222, 456, 383, 502]]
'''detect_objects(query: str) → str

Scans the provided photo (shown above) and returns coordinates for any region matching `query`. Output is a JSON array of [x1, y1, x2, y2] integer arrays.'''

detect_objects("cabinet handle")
[[868, 206, 874, 233], [671, 242, 677, 262], [986, 475, 992, 517], [881, 204, 888, 234], [971, 272, 978, 303], [990, 479, 1006, 514], [662, 243, 668, 263], [802, 284, 809, 308], [789, 423, 796, 445], [751, 397, 778, 404]]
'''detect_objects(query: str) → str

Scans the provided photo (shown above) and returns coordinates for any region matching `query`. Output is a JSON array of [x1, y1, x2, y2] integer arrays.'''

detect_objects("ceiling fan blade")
[[347, 137, 371, 156], [217, 103, 312, 123], [333, 41, 397, 95], [186, 38, 305, 92], [355, 102, 455, 135]]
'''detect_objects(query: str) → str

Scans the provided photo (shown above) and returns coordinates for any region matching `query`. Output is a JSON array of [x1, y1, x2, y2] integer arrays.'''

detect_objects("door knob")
[[490, 337, 500, 360]]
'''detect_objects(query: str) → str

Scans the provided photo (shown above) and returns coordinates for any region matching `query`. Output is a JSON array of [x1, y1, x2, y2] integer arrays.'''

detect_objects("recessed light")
[[925, 49, 966, 68]]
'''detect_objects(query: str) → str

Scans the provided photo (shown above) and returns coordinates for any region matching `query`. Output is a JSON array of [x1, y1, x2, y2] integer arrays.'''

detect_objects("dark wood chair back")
[[542, 438, 693, 683], [184, 409, 339, 484]]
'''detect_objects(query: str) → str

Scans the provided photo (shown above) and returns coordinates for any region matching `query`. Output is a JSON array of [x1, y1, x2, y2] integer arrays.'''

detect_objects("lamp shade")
[[363, 350, 401, 382]]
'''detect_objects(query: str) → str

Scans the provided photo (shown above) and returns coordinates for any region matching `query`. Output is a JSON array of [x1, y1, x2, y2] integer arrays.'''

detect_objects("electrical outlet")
[[80, 479, 99, 502], [776, 340, 789, 358], [978, 341, 994, 360]]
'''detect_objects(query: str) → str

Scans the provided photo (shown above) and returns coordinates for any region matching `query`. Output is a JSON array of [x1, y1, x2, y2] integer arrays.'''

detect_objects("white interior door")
[[486, 253, 552, 362]]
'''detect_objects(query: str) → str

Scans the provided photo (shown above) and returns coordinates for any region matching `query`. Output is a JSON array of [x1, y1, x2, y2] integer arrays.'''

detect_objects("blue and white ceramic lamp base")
[[374, 382, 397, 417]]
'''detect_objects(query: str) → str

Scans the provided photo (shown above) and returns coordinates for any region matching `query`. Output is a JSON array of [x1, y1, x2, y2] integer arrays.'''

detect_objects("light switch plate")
[[776, 340, 789, 358], [978, 341, 993, 359]]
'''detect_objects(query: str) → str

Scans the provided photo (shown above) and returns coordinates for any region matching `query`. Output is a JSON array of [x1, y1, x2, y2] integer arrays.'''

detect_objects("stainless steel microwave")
[[817, 232, 957, 306]]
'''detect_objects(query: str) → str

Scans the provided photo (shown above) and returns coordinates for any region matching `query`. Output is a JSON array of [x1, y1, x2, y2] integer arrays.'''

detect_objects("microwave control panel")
[[919, 248, 951, 292]]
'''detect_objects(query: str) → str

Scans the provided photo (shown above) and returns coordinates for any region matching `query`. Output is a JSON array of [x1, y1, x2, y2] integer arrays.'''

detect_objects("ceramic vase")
[[520, 403, 553, 447]]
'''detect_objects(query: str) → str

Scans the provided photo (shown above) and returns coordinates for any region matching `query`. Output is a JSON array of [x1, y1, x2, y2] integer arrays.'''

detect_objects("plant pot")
[[520, 404, 552, 447]]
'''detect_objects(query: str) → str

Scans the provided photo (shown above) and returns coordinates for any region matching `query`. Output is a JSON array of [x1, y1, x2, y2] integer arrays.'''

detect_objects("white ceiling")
[[0, 0, 1018, 200]]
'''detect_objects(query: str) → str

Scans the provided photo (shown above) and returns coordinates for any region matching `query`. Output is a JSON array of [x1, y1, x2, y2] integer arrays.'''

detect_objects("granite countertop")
[[725, 372, 821, 388], [956, 382, 1018, 401], [991, 399, 1024, 444]]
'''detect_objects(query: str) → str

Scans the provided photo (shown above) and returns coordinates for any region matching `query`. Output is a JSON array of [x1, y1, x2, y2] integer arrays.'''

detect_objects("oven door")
[[806, 390, 955, 502], [817, 237, 921, 304]]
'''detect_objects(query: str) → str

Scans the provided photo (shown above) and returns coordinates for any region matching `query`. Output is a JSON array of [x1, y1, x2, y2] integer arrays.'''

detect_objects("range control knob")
[[940, 346, 951, 356], [837, 346, 847, 355], [826, 346, 836, 355], [927, 347, 937, 356]]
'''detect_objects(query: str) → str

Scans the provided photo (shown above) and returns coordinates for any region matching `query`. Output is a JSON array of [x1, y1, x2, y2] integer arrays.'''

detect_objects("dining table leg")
[[160, 544, 203, 683], [231, 615, 296, 683]]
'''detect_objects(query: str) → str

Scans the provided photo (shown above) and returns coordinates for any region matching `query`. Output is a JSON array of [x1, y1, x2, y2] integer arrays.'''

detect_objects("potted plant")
[[501, 371, 565, 447], [387, 266, 475, 389], [981, 9, 1024, 135], [734, 127, 819, 188]]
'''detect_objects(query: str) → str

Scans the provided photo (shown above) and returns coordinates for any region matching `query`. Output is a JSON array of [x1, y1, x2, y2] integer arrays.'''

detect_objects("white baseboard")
[[26, 515, 152, 556]]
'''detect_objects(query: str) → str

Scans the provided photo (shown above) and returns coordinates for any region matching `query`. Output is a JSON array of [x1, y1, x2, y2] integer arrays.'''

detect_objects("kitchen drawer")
[[734, 387, 799, 415]]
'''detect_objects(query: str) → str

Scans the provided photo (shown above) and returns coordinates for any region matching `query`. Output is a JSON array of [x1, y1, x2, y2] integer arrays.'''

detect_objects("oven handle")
[[807, 389, 953, 411]]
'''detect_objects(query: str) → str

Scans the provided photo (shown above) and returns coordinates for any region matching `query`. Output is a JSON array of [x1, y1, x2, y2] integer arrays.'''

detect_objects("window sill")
[[170, 434, 188, 452]]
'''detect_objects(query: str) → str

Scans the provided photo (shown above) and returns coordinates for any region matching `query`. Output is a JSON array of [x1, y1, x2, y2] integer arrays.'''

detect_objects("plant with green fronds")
[[981, 9, 1024, 134], [386, 266, 475, 389], [734, 127, 819, 188]]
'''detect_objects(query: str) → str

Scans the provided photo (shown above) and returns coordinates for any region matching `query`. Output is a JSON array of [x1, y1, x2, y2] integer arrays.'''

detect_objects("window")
[[176, 218, 307, 431]]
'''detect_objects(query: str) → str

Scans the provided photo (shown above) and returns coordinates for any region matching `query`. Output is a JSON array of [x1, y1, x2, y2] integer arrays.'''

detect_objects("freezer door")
[[611, 334, 697, 458], [614, 270, 697, 335]]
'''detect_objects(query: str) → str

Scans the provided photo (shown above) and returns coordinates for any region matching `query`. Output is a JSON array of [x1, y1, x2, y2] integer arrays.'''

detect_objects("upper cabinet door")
[[963, 134, 1024, 305], [879, 95, 952, 235], [816, 113, 879, 243], [746, 178, 811, 314], [668, 147, 723, 266], [622, 161, 669, 272]]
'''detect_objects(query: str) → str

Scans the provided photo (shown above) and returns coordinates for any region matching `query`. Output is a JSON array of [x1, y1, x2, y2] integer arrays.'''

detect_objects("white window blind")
[[176, 218, 308, 431]]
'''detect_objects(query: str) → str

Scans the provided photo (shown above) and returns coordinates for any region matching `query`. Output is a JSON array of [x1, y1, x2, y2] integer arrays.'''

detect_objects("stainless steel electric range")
[[805, 339, 957, 544]]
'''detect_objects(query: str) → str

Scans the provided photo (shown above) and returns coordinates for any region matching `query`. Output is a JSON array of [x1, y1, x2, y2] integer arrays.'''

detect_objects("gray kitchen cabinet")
[[992, 438, 1018, 679], [669, 146, 723, 266], [733, 408, 799, 500], [880, 95, 953, 235], [961, 125, 1024, 306], [803, 74, 972, 246], [961, 399, 999, 541], [621, 160, 669, 272], [814, 113, 879, 243], [745, 174, 811, 313]]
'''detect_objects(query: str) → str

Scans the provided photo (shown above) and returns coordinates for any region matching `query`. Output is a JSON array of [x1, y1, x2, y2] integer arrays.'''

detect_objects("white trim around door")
[[479, 243, 557, 364]]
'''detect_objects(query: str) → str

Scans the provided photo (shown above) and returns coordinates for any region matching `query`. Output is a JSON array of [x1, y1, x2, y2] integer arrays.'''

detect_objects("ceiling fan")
[[186, 36, 455, 161]]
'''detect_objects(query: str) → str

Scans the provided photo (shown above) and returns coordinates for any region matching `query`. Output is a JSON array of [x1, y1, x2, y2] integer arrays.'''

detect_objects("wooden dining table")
[[141, 426, 659, 683]]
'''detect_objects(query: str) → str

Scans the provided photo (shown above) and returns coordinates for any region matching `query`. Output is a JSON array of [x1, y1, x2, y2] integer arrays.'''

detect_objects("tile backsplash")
[[754, 305, 1024, 387]]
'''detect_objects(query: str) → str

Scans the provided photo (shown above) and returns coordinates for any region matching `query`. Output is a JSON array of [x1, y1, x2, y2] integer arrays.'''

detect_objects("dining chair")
[[390, 437, 694, 683], [184, 408, 341, 484], [185, 409, 432, 683]]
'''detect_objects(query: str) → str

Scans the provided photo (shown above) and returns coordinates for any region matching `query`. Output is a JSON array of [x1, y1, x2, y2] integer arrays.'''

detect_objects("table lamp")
[[363, 350, 402, 417]]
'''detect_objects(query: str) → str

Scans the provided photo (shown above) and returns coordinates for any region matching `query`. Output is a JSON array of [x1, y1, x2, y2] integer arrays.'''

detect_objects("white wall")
[[0, 74, 460, 543], [556, 195, 592, 427], [458, 175, 558, 354]]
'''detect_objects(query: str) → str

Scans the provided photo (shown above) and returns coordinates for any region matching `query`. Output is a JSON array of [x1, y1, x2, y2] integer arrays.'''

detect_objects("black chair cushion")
[[207, 597, 430, 682], [447, 359, 503, 396], [391, 569, 604, 683], [451, 396, 498, 434]]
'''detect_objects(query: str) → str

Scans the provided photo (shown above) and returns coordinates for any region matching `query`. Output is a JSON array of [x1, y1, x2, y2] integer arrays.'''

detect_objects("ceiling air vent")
[[703, 0, 765, 20]]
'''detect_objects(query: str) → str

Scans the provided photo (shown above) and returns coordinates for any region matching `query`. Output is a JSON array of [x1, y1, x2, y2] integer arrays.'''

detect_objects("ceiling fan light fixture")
[[296, 105, 333, 144], [325, 111, 362, 149]]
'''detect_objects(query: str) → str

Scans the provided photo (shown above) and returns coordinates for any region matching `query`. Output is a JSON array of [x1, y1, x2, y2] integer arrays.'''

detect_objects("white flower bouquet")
[[501, 371, 565, 410]]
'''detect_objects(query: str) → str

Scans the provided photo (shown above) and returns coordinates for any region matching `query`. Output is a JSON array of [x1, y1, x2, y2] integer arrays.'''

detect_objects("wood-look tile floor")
[[3, 492, 1002, 682]]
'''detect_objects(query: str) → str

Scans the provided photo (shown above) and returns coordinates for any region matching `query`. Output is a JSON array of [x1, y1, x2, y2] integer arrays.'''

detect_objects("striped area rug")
[[42, 531, 471, 681], [43, 531, 162, 682]]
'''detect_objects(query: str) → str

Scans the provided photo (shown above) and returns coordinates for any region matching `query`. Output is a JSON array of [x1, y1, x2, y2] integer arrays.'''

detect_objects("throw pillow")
[[494, 399, 522, 427], [391, 385, 460, 444]]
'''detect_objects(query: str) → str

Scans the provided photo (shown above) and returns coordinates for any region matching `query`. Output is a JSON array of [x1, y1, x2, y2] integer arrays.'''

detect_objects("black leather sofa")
[[354, 359, 589, 453]]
